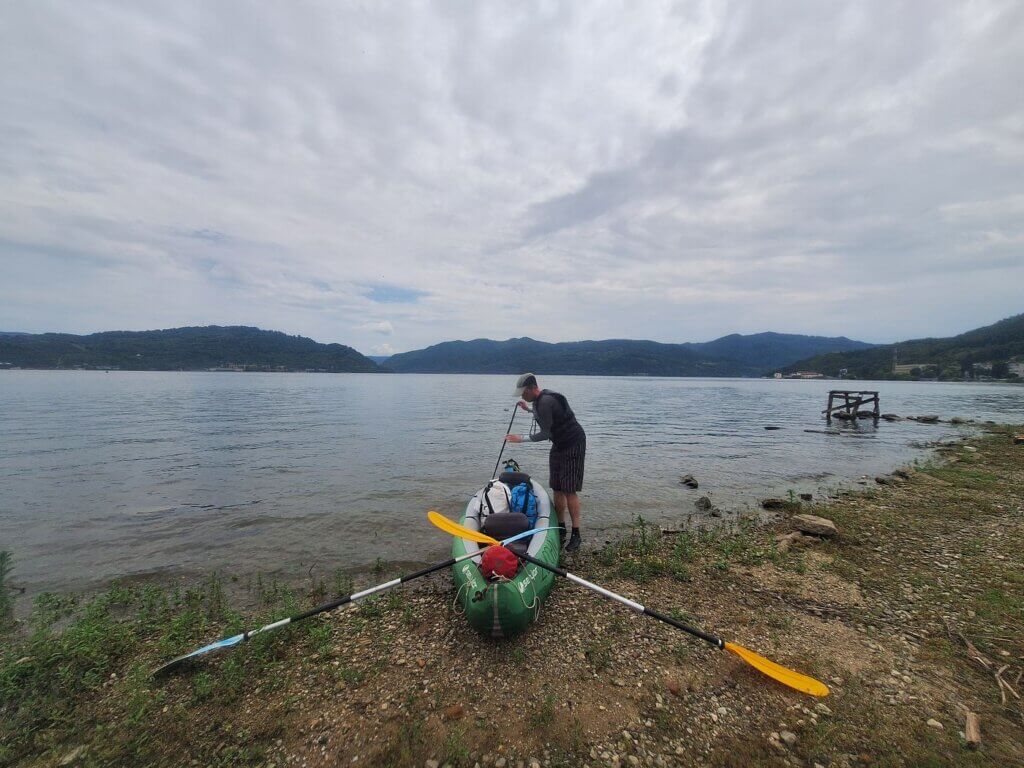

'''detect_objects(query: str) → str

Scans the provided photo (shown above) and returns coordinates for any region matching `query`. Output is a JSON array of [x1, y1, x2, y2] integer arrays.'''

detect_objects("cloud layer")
[[2, 1, 1022, 351]]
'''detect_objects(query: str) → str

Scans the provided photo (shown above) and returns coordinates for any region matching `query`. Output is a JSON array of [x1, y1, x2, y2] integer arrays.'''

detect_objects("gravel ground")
[[6, 425, 1023, 767]]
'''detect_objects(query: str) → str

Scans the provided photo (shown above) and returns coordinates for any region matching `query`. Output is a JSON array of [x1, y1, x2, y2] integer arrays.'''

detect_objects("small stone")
[[695, 496, 713, 512], [60, 746, 86, 766], [815, 702, 833, 716], [779, 731, 798, 747], [444, 704, 464, 720], [927, 719, 943, 730], [792, 513, 839, 537], [679, 474, 698, 489]]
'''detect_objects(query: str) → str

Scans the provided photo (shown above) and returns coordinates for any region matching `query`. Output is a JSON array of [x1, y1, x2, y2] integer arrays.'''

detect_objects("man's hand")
[[504, 434, 524, 443], [516, 400, 531, 411]]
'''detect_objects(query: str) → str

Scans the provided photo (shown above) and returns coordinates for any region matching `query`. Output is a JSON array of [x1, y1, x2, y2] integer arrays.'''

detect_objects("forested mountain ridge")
[[781, 313, 1024, 380], [0, 326, 382, 372], [383, 333, 875, 376]]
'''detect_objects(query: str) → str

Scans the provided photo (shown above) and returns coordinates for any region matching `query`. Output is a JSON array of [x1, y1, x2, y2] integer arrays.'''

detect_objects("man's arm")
[[527, 395, 554, 442]]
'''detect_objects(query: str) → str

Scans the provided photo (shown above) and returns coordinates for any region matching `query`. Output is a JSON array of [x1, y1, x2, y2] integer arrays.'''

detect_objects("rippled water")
[[1, 371, 1021, 594]]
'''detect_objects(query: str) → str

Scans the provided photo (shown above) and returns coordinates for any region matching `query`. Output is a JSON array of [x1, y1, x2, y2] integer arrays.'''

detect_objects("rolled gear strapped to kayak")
[[476, 479, 511, 523]]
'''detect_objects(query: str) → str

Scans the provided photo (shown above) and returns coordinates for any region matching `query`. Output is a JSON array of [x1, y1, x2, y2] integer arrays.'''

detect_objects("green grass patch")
[[0, 572, 314, 766], [530, 692, 557, 729], [923, 467, 1000, 490]]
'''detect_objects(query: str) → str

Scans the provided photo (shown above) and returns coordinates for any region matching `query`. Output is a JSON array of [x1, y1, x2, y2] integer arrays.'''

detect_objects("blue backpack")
[[509, 482, 538, 527]]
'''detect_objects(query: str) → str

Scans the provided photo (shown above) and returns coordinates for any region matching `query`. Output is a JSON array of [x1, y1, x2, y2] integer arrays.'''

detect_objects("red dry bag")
[[480, 545, 519, 580]]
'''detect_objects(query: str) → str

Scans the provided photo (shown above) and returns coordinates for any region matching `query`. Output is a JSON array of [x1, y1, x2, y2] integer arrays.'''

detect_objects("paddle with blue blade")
[[153, 524, 556, 677], [428, 511, 829, 697]]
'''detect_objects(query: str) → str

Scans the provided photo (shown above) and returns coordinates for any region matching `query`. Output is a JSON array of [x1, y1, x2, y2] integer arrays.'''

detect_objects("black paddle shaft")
[[642, 606, 724, 648], [291, 557, 458, 623], [517, 553, 724, 649], [491, 405, 518, 479], [153, 555, 461, 676]]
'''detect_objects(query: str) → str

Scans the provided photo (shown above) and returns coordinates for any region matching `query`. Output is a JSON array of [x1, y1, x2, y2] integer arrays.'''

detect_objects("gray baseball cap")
[[514, 372, 537, 397]]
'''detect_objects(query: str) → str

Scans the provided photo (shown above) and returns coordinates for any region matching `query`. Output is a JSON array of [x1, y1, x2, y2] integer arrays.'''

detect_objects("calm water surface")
[[1, 371, 1022, 594]]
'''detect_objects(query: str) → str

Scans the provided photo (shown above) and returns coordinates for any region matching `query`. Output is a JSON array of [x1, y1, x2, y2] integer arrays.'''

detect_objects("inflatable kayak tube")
[[451, 480, 560, 638]]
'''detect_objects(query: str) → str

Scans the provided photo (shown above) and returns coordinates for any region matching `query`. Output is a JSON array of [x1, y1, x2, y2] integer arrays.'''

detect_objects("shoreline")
[[3, 425, 1023, 766], [5, 368, 1024, 384], [4, 418, 988, 603]]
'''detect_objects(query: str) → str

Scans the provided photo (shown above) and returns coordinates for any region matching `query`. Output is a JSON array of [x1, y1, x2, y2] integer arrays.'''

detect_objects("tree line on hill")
[[380, 333, 874, 376], [0, 326, 380, 373], [779, 313, 1024, 381], [2, 314, 1020, 380]]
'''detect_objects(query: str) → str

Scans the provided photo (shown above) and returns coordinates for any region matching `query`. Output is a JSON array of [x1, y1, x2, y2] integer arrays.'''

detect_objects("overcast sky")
[[2, 1, 1022, 355]]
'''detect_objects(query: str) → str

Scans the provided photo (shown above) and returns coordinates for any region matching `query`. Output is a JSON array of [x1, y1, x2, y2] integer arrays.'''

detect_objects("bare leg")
[[553, 491, 568, 527], [566, 492, 582, 529]]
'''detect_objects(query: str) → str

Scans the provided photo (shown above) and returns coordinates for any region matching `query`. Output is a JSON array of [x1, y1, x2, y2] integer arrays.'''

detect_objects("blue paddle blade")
[[191, 634, 245, 656], [152, 633, 245, 675], [503, 525, 556, 545]]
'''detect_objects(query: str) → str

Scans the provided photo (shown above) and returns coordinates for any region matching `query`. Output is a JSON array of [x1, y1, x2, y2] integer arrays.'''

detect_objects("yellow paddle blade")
[[725, 642, 829, 697], [427, 510, 500, 546]]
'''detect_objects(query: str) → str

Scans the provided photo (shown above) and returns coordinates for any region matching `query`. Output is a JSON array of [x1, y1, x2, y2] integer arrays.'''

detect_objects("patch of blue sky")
[[186, 229, 227, 243], [365, 284, 426, 304]]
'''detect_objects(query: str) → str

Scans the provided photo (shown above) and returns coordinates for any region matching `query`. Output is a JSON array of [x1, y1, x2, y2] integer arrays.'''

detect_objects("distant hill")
[[0, 326, 382, 373], [383, 337, 744, 375], [367, 355, 392, 364], [383, 333, 875, 377], [782, 313, 1024, 380], [688, 332, 873, 371]]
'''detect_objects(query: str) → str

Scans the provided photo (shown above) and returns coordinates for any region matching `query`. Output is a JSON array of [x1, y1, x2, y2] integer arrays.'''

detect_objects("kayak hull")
[[451, 479, 560, 638]]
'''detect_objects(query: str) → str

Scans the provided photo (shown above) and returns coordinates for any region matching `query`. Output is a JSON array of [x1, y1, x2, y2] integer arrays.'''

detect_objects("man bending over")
[[504, 373, 587, 553]]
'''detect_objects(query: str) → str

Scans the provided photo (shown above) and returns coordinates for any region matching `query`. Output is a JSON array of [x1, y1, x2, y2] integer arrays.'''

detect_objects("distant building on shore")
[[892, 347, 933, 375], [786, 371, 825, 379]]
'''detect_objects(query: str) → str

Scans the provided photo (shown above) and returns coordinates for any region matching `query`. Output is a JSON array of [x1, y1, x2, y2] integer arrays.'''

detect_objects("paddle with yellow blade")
[[428, 510, 829, 697]]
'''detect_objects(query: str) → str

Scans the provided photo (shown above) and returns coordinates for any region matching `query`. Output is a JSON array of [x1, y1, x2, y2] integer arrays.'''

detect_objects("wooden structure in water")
[[823, 390, 879, 422]]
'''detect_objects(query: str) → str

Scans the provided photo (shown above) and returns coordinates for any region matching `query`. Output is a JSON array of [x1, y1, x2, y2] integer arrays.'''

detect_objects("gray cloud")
[[1, 0, 1022, 352]]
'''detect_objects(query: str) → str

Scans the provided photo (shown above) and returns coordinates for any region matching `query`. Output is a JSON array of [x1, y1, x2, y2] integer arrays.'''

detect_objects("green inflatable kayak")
[[451, 478, 561, 638]]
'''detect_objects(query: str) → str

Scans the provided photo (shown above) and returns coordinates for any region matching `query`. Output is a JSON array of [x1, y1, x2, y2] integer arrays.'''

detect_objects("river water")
[[1, 371, 1021, 595]]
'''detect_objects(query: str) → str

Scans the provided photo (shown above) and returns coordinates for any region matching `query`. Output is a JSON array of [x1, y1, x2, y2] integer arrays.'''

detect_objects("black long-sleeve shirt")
[[520, 390, 585, 448]]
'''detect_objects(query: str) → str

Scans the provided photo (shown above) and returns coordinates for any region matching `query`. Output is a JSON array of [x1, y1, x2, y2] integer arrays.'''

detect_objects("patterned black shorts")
[[549, 438, 586, 493]]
